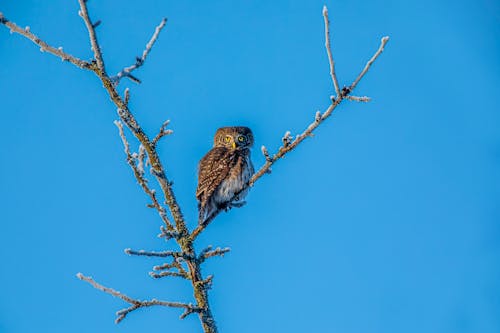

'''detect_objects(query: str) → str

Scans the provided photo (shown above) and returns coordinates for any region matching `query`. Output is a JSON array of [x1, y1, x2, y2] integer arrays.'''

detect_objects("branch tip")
[[261, 145, 272, 162], [322, 4, 341, 97]]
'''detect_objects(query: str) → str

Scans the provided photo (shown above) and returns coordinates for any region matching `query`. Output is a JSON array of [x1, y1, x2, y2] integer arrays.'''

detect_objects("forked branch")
[[76, 273, 200, 323]]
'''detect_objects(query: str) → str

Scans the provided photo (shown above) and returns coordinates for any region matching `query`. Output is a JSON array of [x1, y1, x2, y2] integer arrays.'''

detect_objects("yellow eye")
[[238, 136, 245, 142], [224, 136, 231, 142]]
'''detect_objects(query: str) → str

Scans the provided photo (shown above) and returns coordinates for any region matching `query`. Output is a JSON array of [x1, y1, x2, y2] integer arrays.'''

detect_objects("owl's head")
[[214, 126, 254, 150]]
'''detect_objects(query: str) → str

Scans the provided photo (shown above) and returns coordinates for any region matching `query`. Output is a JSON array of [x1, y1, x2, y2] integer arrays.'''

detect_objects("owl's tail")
[[198, 202, 207, 225]]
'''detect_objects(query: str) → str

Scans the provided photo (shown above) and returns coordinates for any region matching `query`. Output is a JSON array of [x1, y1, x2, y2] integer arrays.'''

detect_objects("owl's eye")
[[224, 136, 231, 143], [237, 136, 246, 143]]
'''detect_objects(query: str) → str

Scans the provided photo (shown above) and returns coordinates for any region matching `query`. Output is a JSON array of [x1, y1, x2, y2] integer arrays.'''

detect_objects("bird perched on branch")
[[196, 126, 254, 224]]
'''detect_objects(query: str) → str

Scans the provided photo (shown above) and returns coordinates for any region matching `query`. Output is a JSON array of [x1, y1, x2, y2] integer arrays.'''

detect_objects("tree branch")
[[114, 120, 174, 230], [198, 246, 231, 263], [152, 119, 174, 147], [76, 273, 200, 323], [125, 248, 190, 259], [77, 0, 105, 72], [0, 13, 90, 68], [151, 258, 190, 280], [346, 95, 371, 102], [350, 36, 390, 91], [111, 18, 167, 84], [322, 6, 341, 97]]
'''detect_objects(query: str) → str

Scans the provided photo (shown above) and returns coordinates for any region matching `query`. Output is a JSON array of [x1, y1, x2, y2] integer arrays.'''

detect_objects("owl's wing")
[[196, 147, 234, 203]]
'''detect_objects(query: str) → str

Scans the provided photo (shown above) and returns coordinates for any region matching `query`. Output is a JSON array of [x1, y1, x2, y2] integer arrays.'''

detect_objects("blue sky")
[[0, 0, 499, 332]]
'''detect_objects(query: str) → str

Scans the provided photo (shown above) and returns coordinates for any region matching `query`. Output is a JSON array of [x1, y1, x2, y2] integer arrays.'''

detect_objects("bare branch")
[[198, 246, 230, 263], [77, 0, 105, 71], [76, 273, 200, 323], [0, 13, 90, 68], [114, 120, 174, 230], [346, 95, 371, 102], [350, 36, 390, 91], [111, 18, 167, 84], [282, 131, 293, 147], [158, 225, 181, 240], [248, 36, 390, 187], [124, 87, 130, 105], [125, 248, 189, 258], [190, 209, 223, 240], [151, 257, 190, 279], [152, 119, 173, 146], [322, 6, 341, 97], [150, 270, 190, 279], [261, 145, 272, 162]]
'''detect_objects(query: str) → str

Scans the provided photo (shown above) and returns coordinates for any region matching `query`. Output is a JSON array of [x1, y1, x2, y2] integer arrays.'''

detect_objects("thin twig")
[[151, 257, 190, 279], [111, 18, 167, 84], [150, 270, 190, 279], [125, 248, 189, 258], [346, 95, 371, 102], [158, 225, 180, 240], [322, 6, 341, 98], [0, 13, 90, 68], [77, 0, 105, 72], [190, 209, 221, 240], [350, 36, 390, 91], [198, 246, 230, 263], [124, 88, 130, 105], [76, 273, 200, 323], [152, 119, 173, 146]]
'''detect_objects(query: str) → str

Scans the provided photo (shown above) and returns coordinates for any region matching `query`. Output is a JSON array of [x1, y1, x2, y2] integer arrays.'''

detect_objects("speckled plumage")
[[196, 127, 254, 223]]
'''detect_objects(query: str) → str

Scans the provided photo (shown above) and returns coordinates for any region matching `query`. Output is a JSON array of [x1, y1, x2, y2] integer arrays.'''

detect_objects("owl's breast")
[[214, 153, 253, 204]]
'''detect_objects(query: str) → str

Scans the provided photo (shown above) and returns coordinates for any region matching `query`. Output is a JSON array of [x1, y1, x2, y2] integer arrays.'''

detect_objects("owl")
[[196, 126, 255, 224]]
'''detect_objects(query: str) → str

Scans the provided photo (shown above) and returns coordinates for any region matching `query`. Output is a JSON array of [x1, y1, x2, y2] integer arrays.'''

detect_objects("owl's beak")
[[231, 142, 236, 149]]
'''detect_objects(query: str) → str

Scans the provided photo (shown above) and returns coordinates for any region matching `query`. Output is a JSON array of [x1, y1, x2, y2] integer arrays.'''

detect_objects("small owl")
[[196, 126, 255, 224]]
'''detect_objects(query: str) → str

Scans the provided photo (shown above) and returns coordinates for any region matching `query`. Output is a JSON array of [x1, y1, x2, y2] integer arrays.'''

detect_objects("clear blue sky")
[[1, 1, 498, 332]]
